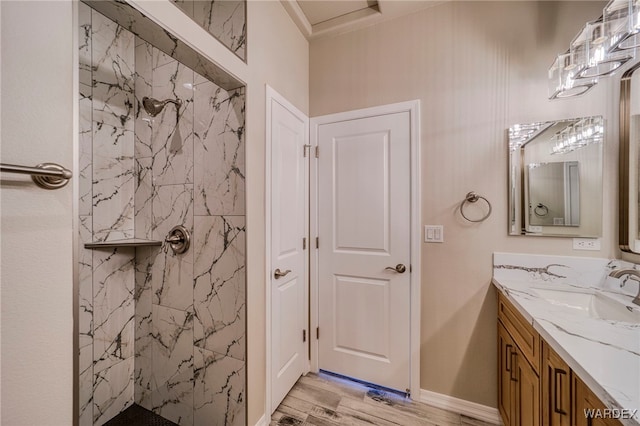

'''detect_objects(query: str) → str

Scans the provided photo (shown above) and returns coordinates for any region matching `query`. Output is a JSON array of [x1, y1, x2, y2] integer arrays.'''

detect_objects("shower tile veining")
[[193, 82, 245, 216], [171, 0, 246, 60], [193, 347, 246, 425], [193, 215, 246, 360], [150, 60, 195, 186]]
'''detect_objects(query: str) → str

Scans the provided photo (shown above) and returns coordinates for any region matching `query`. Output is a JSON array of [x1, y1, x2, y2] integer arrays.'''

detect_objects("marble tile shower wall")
[[133, 35, 246, 426], [172, 0, 246, 60], [78, 6, 136, 426], [78, 5, 246, 426]]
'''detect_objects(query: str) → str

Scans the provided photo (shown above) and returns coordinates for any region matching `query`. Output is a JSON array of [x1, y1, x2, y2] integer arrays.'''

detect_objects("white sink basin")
[[532, 288, 640, 324]]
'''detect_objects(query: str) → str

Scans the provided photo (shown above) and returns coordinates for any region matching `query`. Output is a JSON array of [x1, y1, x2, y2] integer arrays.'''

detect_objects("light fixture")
[[508, 122, 549, 151], [569, 24, 589, 74], [578, 18, 633, 78], [549, 4, 637, 100], [550, 116, 604, 155], [604, 0, 640, 51], [548, 51, 597, 100]]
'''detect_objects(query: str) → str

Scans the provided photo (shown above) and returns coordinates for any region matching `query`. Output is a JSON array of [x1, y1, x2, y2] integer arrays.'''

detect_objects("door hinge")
[[303, 330, 307, 342], [315, 146, 319, 158], [304, 144, 311, 157], [303, 237, 307, 250], [316, 327, 319, 339], [316, 237, 319, 249]]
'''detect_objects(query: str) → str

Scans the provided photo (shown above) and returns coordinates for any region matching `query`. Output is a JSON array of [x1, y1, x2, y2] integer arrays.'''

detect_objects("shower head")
[[142, 97, 182, 117]]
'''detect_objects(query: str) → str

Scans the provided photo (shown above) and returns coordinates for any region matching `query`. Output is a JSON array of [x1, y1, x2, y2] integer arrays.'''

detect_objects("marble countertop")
[[493, 253, 640, 425]]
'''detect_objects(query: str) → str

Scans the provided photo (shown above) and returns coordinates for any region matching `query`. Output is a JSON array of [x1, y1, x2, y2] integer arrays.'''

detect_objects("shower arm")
[[165, 99, 182, 123], [166, 99, 182, 109]]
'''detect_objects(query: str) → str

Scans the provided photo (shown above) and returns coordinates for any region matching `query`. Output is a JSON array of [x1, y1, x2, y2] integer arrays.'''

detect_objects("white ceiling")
[[281, 0, 446, 40]]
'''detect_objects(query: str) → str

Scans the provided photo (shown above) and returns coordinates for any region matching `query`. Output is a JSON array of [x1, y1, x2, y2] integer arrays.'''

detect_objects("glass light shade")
[[579, 19, 633, 78], [569, 25, 589, 75], [508, 122, 547, 151], [550, 116, 604, 155], [604, 0, 640, 50], [548, 52, 597, 100]]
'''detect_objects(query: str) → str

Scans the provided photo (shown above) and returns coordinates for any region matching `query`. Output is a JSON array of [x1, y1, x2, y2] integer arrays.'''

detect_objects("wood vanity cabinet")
[[572, 375, 621, 426], [498, 291, 621, 426], [498, 294, 540, 426], [542, 344, 571, 426]]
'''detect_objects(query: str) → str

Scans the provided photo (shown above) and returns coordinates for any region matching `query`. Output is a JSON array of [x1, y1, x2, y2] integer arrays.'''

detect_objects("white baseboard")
[[419, 389, 502, 425], [254, 413, 269, 426]]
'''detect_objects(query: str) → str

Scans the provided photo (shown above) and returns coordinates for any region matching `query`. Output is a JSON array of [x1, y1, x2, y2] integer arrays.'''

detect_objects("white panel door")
[[317, 112, 411, 392], [270, 98, 308, 412]]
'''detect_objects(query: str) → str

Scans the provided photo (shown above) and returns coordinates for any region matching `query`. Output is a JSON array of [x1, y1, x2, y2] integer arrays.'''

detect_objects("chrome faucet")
[[608, 269, 640, 306]]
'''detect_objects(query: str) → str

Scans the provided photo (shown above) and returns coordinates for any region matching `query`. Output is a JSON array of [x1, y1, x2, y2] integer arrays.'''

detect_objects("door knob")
[[274, 268, 291, 279], [385, 264, 407, 273]]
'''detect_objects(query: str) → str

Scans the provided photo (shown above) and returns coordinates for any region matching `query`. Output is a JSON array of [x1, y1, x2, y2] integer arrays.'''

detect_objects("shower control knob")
[[165, 235, 182, 244], [165, 225, 190, 254]]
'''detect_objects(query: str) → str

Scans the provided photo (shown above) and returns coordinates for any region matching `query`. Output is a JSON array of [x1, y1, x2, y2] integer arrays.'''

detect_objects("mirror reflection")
[[508, 116, 604, 237], [527, 161, 580, 227]]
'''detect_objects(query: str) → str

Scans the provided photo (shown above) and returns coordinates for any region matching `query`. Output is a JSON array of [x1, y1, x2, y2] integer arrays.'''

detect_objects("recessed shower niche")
[[171, 0, 246, 61], [77, 2, 246, 425]]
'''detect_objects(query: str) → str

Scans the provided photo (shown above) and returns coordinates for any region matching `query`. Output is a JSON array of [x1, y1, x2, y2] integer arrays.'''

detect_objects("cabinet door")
[[543, 344, 571, 426], [514, 346, 540, 426], [498, 323, 515, 425], [573, 376, 622, 426], [498, 293, 540, 374]]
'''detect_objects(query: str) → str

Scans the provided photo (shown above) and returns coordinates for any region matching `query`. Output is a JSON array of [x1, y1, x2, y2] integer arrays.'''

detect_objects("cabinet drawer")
[[498, 291, 540, 374]]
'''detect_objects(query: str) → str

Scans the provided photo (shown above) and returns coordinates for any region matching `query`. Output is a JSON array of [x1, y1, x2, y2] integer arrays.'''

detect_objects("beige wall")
[[310, 1, 617, 407], [1, 2, 74, 423]]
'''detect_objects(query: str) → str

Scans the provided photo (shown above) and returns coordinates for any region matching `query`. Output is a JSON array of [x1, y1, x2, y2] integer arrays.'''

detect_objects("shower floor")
[[103, 404, 178, 426]]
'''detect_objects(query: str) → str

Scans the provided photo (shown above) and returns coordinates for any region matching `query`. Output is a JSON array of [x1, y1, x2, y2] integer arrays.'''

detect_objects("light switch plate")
[[425, 225, 444, 243]]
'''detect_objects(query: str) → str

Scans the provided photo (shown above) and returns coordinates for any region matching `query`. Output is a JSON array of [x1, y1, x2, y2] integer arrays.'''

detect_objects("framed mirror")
[[619, 62, 640, 252], [508, 116, 604, 237]]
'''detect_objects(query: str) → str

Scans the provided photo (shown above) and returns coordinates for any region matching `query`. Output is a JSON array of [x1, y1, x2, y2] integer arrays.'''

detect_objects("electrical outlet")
[[573, 238, 601, 251], [424, 225, 444, 243]]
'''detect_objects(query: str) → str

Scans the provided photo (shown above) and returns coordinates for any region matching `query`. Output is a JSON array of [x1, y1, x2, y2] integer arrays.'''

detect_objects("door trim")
[[309, 100, 421, 398], [265, 85, 310, 416]]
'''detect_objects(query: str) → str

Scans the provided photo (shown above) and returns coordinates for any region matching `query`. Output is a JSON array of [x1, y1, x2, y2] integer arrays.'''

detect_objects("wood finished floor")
[[271, 373, 496, 426]]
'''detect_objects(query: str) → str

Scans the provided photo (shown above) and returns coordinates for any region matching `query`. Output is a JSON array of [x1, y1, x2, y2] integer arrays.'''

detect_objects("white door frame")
[[265, 85, 310, 417], [309, 100, 421, 399]]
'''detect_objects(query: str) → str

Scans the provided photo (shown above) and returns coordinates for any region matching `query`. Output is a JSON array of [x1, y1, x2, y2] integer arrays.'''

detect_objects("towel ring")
[[460, 191, 492, 223], [534, 203, 549, 217]]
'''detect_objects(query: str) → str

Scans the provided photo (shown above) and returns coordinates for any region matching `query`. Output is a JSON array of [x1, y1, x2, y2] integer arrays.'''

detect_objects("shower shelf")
[[84, 238, 162, 249]]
